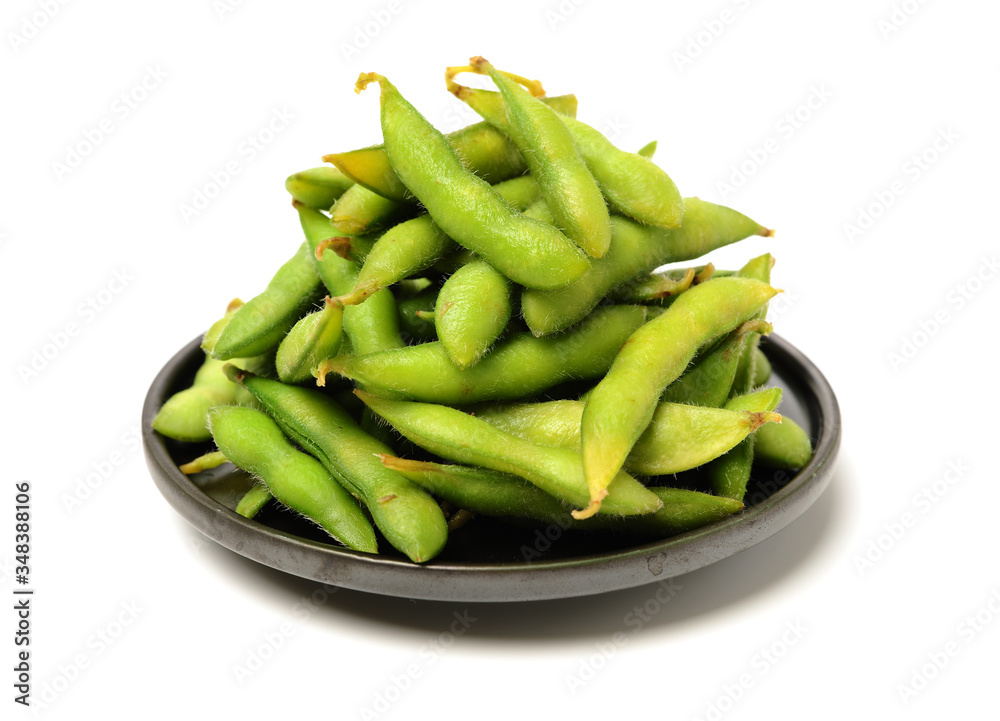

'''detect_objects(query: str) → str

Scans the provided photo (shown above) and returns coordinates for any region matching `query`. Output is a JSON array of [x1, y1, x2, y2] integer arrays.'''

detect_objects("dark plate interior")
[[143, 334, 840, 602]]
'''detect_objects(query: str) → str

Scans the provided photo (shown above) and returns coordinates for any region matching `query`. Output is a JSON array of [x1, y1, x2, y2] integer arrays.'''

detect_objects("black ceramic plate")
[[143, 334, 840, 602]]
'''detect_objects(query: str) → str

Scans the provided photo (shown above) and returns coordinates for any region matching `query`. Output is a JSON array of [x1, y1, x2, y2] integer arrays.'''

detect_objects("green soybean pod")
[[708, 387, 784, 501], [213, 242, 323, 360], [614, 267, 697, 304], [636, 140, 657, 159], [560, 115, 682, 229], [394, 283, 439, 343], [284, 167, 355, 210], [521, 199, 772, 336], [226, 368, 447, 563], [381, 456, 741, 535], [235, 484, 273, 519], [447, 67, 680, 231], [473, 396, 781, 476], [339, 175, 541, 307], [473, 400, 583, 449], [725, 386, 782, 414], [325, 95, 578, 202], [627, 403, 780, 476], [731, 254, 775, 394], [706, 439, 755, 503], [379, 455, 572, 521], [753, 417, 813, 470], [580, 277, 779, 517], [328, 183, 410, 236], [433, 258, 511, 369], [355, 72, 590, 290], [275, 296, 344, 384], [207, 405, 377, 552], [660, 319, 773, 407], [157, 302, 250, 441], [707, 255, 777, 500], [472, 58, 611, 258], [153, 354, 264, 442], [356, 391, 662, 518], [752, 347, 773, 386], [324, 305, 657, 404], [201, 298, 244, 353], [295, 201, 404, 355]]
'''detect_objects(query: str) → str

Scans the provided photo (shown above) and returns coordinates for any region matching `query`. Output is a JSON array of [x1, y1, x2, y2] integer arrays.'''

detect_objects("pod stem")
[[315, 236, 353, 261], [377, 453, 429, 473], [337, 284, 375, 307], [355, 72, 384, 94], [649, 267, 696, 300], [447, 509, 474, 532], [737, 319, 774, 338], [179, 451, 229, 475], [570, 492, 606, 521], [445, 59, 546, 100], [313, 357, 348, 386], [694, 263, 716, 285], [223, 364, 247, 385], [748, 411, 782, 431]]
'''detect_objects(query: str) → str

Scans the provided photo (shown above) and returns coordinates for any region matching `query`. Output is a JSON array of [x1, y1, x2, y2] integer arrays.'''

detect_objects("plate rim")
[[143, 333, 841, 603]]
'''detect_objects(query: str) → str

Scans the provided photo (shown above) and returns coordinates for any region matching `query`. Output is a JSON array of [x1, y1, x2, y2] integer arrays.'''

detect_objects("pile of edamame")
[[153, 58, 813, 563]]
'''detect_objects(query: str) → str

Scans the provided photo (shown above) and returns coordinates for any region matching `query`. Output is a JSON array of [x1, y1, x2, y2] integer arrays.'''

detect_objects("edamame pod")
[[731, 254, 775, 394], [207, 405, 377, 552], [329, 183, 409, 235], [275, 296, 344, 384], [325, 95, 578, 201], [580, 277, 780, 516], [356, 391, 662, 518], [448, 65, 681, 230], [324, 305, 657, 404], [705, 387, 784, 501], [382, 457, 742, 536], [202, 298, 244, 353], [339, 175, 541, 307], [394, 283, 439, 342], [561, 115, 682, 229], [628, 402, 779, 476], [433, 258, 511, 369], [660, 319, 772, 407], [708, 255, 777, 499], [752, 346, 772, 386], [467, 58, 611, 258], [284, 167, 354, 209], [295, 202, 404, 355], [226, 369, 447, 563], [753, 417, 812, 469], [521, 199, 772, 336], [378, 455, 571, 521], [355, 72, 590, 290], [338, 215, 452, 306], [213, 242, 323, 360], [616, 267, 697, 304], [707, 437, 756, 502], [473, 392, 781, 476], [155, 315, 269, 442]]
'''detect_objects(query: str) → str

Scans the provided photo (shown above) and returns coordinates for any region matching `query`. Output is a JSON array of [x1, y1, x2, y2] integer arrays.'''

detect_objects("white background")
[[4, 0, 998, 718]]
